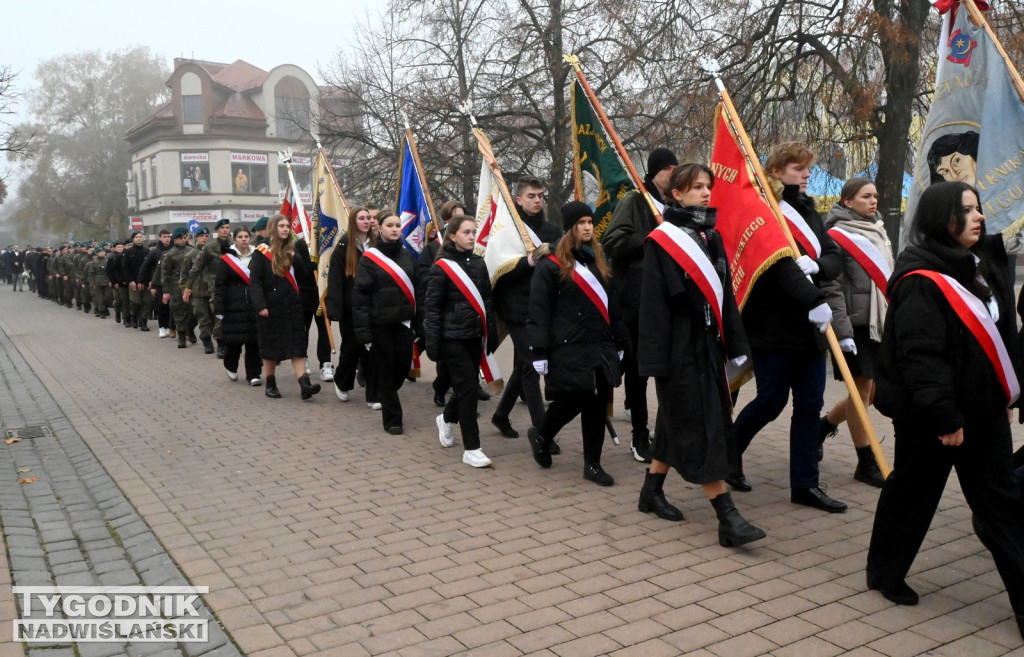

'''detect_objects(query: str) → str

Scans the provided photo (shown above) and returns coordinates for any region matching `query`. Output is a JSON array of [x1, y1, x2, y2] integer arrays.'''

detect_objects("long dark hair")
[[345, 206, 373, 277], [443, 215, 476, 249], [555, 220, 610, 281], [912, 180, 992, 299]]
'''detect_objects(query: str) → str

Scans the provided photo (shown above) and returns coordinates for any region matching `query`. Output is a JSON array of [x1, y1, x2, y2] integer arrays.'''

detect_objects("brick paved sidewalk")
[[1, 289, 1023, 657]]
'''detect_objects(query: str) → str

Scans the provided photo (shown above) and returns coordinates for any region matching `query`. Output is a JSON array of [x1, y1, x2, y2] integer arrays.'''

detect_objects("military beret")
[[195, 227, 210, 236], [252, 216, 269, 231], [171, 227, 189, 239], [214, 219, 230, 229]]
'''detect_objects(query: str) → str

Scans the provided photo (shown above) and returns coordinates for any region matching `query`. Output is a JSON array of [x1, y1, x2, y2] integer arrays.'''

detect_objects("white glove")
[[807, 303, 832, 333], [839, 338, 858, 355], [795, 255, 820, 276], [533, 360, 549, 375], [364, 343, 372, 351], [730, 355, 747, 368], [215, 314, 224, 320], [617, 351, 624, 361]]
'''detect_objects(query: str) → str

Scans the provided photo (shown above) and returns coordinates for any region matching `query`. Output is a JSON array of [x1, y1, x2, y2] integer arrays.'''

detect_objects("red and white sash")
[[255, 243, 299, 294], [435, 258, 502, 383], [648, 222, 726, 342], [363, 248, 415, 311], [828, 227, 892, 300], [547, 255, 609, 324], [220, 253, 251, 284], [901, 270, 1020, 405], [779, 200, 821, 259]]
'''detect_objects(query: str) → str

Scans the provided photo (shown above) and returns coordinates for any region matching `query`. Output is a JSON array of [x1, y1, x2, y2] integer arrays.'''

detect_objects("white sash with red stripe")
[[901, 270, 1020, 405], [648, 222, 725, 342], [255, 243, 299, 294], [827, 227, 892, 300], [779, 200, 821, 259], [435, 258, 502, 383], [547, 255, 610, 324], [363, 248, 416, 311], [221, 253, 251, 284]]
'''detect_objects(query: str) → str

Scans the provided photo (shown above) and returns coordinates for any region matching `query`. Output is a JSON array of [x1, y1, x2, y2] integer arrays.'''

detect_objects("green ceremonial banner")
[[571, 80, 634, 239]]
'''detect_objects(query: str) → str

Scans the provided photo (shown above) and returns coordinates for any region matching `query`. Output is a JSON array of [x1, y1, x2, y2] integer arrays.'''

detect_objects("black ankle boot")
[[177, 333, 187, 349], [115, 310, 121, 323], [298, 375, 321, 400], [201, 336, 214, 354], [854, 445, 885, 488], [265, 375, 281, 398], [818, 416, 838, 462], [638, 469, 684, 521], [866, 571, 919, 605], [711, 492, 766, 547]]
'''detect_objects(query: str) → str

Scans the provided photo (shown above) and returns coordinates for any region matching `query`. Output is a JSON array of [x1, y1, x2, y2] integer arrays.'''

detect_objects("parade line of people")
[[8, 140, 1024, 638]]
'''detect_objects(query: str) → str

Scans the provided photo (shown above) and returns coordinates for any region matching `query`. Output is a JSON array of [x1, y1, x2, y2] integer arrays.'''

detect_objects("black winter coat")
[[423, 244, 498, 361], [600, 179, 665, 323], [138, 243, 169, 287], [741, 184, 841, 352], [352, 239, 417, 346], [248, 244, 309, 361], [324, 234, 366, 324], [214, 247, 258, 345], [874, 235, 1022, 436], [527, 244, 625, 397], [492, 206, 562, 326], [122, 244, 148, 283]]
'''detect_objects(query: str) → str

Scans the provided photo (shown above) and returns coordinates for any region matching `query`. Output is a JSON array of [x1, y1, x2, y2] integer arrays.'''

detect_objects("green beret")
[[252, 216, 269, 231], [195, 227, 210, 236], [171, 227, 189, 240]]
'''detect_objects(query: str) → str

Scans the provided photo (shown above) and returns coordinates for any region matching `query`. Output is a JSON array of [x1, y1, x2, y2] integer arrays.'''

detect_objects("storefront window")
[[231, 152, 269, 194], [180, 152, 210, 193]]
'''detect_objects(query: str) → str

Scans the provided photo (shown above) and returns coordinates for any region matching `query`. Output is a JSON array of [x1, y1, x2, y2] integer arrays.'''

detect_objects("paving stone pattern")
[[1, 290, 1023, 657]]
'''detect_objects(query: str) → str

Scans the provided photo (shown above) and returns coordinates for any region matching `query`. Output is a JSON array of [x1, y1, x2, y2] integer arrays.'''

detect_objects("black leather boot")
[[854, 446, 885, 488], [265, 375, 281, 398], [818, 416, 838, 462], [201, 336, 214, 354], [177, 333, 187, 349], [298, 375, 321, 400], [637, 469, 684, 521], [711, 492, 766, 547], [115, 309, 121, 323]]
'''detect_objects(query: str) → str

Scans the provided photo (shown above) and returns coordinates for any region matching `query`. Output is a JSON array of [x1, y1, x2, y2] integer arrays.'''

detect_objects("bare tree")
[[0, 66, 34, 204]]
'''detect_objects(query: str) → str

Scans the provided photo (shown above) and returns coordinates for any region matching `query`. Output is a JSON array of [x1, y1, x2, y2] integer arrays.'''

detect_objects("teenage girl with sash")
[[423, 214, 498, 468], [525, 202, 624, 486], [818, 178, 892, 487], [352, 213, 417, 435], [636, 164, 765, 547], [215, 226, 261, 386], [868, 181, 1024, 632]]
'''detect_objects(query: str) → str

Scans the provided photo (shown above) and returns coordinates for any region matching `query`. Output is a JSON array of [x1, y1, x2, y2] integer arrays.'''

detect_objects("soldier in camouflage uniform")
[[58, 246, 74, 307], [107, 241, 129, 325], [187, 219, 231, 355], [162, 227, 196, 349], [87, 248, 113, 318], [182, 227, 216, 354], [74, 243, 92, 313]]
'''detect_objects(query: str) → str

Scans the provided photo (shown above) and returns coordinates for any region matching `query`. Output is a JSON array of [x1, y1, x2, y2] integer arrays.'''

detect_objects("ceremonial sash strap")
[[779, 200, 821, 259], [899, 270, 1020, 405], [648, 222, 725, 345], [363, 248, 416, 311], [435, 258, 501, 383], [546, 255, 610, 324], [255, 243, 299, 294], [220, 253, 251, 284], [827, 227, 891, 300]]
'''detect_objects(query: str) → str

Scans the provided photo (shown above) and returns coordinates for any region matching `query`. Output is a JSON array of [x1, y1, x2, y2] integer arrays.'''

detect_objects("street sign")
[[187, 219, 201, 234]]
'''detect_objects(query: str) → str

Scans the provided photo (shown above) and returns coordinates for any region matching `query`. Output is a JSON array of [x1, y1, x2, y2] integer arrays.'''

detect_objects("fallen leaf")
[[5, 438, 20, 444], [18, 477, 39, 484], [17, 468, 30, 473]]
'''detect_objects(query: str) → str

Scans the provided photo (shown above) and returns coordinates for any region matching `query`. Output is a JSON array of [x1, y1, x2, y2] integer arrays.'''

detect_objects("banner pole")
[[959, 0, 1024, 103], [402, 113, 443, 235]]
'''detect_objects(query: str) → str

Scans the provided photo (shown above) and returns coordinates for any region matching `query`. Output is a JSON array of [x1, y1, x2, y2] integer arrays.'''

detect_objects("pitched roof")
[[211, 60, 269, 92]]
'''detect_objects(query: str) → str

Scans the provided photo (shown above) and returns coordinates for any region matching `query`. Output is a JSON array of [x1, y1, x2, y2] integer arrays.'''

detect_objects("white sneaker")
[[249, 377, 262, 387], [436, 414, 455, 448], [320, 363, 335, 381], [367, 402, 382, 411], [463, 449, 492, 468], [335, 386, 350, 402], [158, 328, 168, 338], [226, 370, 238, 382]]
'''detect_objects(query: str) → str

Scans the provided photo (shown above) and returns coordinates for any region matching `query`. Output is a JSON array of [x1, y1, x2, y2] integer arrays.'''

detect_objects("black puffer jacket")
[[122, 244, 148, 283], [324, 234, 366, 323], [492, 206, 562, 326], [600, 180, 664, 322], [352, 239, 417, 346], [741, 184, 842, 352], [874, 235, 1021, 436], [214, 246, 258, 345], [527, 244, 626, 396], [138, 243, 169, 287], [423, 243, 498, 360]]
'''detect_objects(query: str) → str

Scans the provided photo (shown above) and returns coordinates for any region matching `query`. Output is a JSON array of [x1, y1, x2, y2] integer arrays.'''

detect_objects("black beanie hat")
[[561, 201, 594, 232], [647, 148, 678, 175]]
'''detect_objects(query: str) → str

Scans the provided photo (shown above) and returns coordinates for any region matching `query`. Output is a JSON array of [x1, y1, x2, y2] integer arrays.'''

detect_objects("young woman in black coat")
[[423, 215, 498, 468], [214, 227, 261, 386], [325, 207, 377, 407], [248, 214, 321, 400], [637, 164, 765, 547], [867, 181, 1024, 634], [353, 213, 417, 435], [525, 201, 625, 486]]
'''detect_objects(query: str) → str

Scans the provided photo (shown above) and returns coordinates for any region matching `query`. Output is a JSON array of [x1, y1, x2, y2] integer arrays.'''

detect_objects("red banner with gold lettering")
[[709, 104, 793, 310]]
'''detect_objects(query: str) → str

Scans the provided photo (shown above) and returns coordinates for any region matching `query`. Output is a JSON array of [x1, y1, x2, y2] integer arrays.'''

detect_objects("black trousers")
[[621, 316, 649, 438], [442, 339, 483, 450], [433, 358, 451, 396], [335, 321, 364, 391], [868, 415, 1024, 614], [303, 309, 333, 367], [539, 371, 611, 464], [493, 322, 546, 427], [370, 324, 413, 429], [224, 340, 261, 380]]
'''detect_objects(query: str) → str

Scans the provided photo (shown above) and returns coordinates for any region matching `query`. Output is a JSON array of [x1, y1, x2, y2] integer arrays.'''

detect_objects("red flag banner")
[[709, 104, 793, 309]]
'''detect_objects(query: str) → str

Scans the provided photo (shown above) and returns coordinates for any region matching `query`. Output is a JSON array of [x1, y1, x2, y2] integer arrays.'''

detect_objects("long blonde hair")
[[345, 206, 373, 277], [555, 226, 610, 281], [268, 214, 296, 277]]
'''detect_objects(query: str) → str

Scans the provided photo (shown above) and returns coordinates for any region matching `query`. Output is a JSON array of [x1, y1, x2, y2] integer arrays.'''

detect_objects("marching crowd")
[[7, 139, 1024, 636]]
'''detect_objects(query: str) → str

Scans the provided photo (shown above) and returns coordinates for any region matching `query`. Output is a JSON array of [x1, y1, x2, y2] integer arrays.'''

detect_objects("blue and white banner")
[[397, 140, 433, 258]]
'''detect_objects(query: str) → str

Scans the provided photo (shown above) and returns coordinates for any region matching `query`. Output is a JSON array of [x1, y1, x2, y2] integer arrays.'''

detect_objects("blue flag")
[[396, 140, 433, 258]]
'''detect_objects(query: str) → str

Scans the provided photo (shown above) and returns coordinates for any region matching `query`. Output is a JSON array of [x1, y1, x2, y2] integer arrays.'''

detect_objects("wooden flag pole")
[[401, 113, 443, 235], [703, 60, 892, 478], [564, 54, 663, 224], [314, 141, 352, 217], [959, 0, 1024, 103]]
